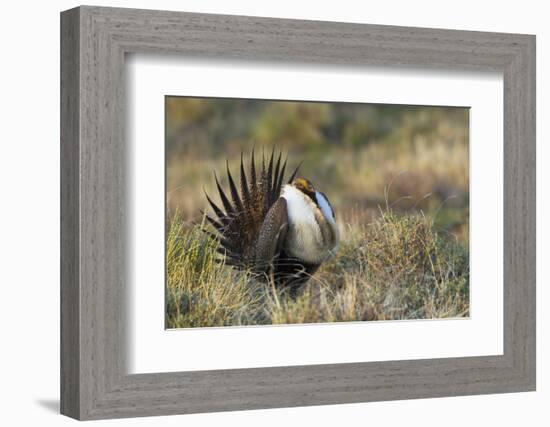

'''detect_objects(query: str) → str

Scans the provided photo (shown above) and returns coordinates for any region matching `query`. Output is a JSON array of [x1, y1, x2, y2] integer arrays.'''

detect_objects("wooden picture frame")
[[60, 5, 536, 420]]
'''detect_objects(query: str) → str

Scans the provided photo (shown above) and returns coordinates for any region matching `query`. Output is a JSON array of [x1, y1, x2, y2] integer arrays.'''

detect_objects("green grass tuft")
[[166, 210, 469, 329]]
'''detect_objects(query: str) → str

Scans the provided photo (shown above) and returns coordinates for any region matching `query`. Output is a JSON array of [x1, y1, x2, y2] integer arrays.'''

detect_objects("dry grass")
[[166, 209, 469, 329], [167, 133, 469, 246], [166, 215, 265, 327]]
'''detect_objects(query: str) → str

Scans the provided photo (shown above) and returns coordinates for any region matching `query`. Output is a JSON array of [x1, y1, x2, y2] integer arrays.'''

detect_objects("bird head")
[[284, 176, 339, 263], [291, 177, 317, 202], [291, 177, 336, 225]]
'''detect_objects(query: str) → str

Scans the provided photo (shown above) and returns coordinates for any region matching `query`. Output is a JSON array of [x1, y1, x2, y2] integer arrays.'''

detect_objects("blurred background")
[[166, 97, 469, 247]]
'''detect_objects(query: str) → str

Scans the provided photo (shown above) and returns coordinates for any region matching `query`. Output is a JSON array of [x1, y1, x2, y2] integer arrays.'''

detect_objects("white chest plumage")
[[281, 185, 339, 264]]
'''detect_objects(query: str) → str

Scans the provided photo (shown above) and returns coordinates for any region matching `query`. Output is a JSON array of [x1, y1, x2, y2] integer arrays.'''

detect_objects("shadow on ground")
[[35, 399, 59, 414]]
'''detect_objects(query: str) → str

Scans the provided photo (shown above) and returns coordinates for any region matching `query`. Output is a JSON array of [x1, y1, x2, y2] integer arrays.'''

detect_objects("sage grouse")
[[203, 148, 339, 294]]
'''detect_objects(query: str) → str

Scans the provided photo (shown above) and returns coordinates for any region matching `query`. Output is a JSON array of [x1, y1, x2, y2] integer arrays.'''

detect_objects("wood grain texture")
[[60, 5, 536, 420], [60, 7, 80, 419]]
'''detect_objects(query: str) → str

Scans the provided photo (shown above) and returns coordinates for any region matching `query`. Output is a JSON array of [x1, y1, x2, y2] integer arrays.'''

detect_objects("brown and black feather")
[[203, 148, 311, 290]]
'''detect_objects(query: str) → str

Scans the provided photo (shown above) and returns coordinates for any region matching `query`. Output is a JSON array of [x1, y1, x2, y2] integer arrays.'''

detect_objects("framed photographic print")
[[60, 5, 536, 420]]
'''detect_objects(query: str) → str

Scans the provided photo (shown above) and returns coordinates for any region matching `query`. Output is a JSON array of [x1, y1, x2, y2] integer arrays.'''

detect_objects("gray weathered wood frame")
[[60, 5, 536, 420]]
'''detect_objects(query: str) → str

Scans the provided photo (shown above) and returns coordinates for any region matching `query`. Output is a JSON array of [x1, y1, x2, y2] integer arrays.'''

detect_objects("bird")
[[202, 147, 339, 295]]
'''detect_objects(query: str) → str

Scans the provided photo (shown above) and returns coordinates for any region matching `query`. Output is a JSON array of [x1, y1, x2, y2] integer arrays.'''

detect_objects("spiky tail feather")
[[203, 147, 300, 271]]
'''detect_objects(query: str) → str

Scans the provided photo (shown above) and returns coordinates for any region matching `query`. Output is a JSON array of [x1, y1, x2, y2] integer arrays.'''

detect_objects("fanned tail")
[[203, 147, 299, 269]]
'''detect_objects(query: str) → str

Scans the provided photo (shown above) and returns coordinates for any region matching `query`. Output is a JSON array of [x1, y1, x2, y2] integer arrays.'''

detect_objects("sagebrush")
[[166, 210, 469, 328]]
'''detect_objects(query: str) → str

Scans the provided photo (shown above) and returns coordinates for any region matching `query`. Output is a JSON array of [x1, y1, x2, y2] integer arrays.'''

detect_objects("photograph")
[[165, 96, 470, 329], [50, 3, 538, 421]]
